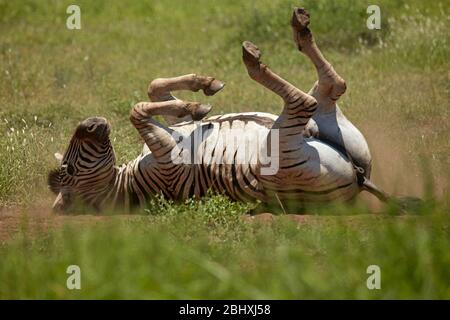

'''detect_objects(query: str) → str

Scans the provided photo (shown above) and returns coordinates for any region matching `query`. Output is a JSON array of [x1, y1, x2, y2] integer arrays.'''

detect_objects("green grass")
[[0, 0, 449, 299], [1, 195, 449, 299]]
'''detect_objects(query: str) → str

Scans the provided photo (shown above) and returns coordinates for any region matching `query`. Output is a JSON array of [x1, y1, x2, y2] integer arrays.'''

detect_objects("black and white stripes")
[[48, 7, 380, 212], [49, 109, 364, 213]]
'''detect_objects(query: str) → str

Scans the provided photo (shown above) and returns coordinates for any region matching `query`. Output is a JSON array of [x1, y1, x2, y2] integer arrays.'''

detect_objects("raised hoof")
[[187, 103, 212, 121], [203, 79, 225, 96], [291, 7, 310, 32], [291, 7, 312, 52], [242, 41, 262, 67]]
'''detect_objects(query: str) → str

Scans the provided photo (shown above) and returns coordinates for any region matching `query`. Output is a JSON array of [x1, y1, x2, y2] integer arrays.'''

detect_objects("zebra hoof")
[[291, 7, 310, 32], [242, 41, 261, 67], [203, 79, 225, 96], [291, 8, 312, 51], [188, 103, 212, 121]]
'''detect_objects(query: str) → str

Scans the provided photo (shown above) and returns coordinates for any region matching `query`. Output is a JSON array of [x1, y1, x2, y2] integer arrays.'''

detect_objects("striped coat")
[[48, 8, 388, 213]]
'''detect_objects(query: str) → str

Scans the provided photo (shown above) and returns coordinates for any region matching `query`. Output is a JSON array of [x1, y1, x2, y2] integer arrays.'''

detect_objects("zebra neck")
[[106, 159, 142, 211]]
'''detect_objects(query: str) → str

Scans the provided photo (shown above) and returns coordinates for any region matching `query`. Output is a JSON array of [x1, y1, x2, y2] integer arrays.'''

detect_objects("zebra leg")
[[148, 74, 225, 100], [242, 41, 317, 137], [291, 8, 372, 178], [148, 74, 224, 125], [130, 100, 212, 161], [291, 8, 346, 111]]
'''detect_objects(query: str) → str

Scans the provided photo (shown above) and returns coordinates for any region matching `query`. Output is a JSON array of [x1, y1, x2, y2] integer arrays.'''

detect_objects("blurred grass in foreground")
[[0, 194, 449, 299]]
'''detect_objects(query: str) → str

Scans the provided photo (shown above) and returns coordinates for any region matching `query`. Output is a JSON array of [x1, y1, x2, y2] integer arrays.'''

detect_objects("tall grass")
[[0, 194, 449, 299]]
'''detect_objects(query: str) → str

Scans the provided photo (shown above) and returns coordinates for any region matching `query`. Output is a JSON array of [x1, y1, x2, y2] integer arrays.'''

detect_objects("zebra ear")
[[48, 168, 61, 195], [54, 152, 63, 165]]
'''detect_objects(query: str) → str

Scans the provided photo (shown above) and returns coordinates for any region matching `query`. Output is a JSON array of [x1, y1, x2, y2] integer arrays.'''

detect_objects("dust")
[[359, 120, 447, 210]]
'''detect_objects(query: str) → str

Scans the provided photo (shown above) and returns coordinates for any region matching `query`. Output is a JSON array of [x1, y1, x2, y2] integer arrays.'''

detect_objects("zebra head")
[[48, 117, 116, 212]]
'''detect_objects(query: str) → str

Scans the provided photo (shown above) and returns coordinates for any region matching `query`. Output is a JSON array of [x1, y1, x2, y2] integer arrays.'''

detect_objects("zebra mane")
[[48, 168, 61, 195]]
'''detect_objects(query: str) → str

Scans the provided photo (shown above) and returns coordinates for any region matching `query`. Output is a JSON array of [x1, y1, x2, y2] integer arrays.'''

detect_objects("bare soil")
[[0, 204, 416, 244], [0, 206, 141, 244]]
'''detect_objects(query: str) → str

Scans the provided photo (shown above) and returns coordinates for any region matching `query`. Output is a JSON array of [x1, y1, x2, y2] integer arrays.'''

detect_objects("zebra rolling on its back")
[[48, 8, 388, 212]]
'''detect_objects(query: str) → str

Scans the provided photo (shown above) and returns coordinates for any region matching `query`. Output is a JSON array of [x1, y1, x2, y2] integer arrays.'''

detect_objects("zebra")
[[48, 8, 390, 212]]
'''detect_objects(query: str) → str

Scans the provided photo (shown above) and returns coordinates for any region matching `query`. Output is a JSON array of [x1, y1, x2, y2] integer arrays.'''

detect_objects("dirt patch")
[[0, 206, 425, 244], [0, 207, 363, 244], [0, 206, 142, 244]]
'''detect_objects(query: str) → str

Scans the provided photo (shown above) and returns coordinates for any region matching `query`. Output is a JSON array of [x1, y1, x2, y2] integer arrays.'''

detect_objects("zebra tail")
[[361, 177, 390, 202], [361, 177, 423, 212]]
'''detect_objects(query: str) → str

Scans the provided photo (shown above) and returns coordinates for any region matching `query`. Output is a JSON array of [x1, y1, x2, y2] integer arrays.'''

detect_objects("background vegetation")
[[0, 0, 448, 299]]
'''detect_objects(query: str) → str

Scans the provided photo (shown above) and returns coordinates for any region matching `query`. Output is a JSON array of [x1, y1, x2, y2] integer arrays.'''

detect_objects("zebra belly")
[[261, 137, 360, 203], [312, 105, 372, 178]]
